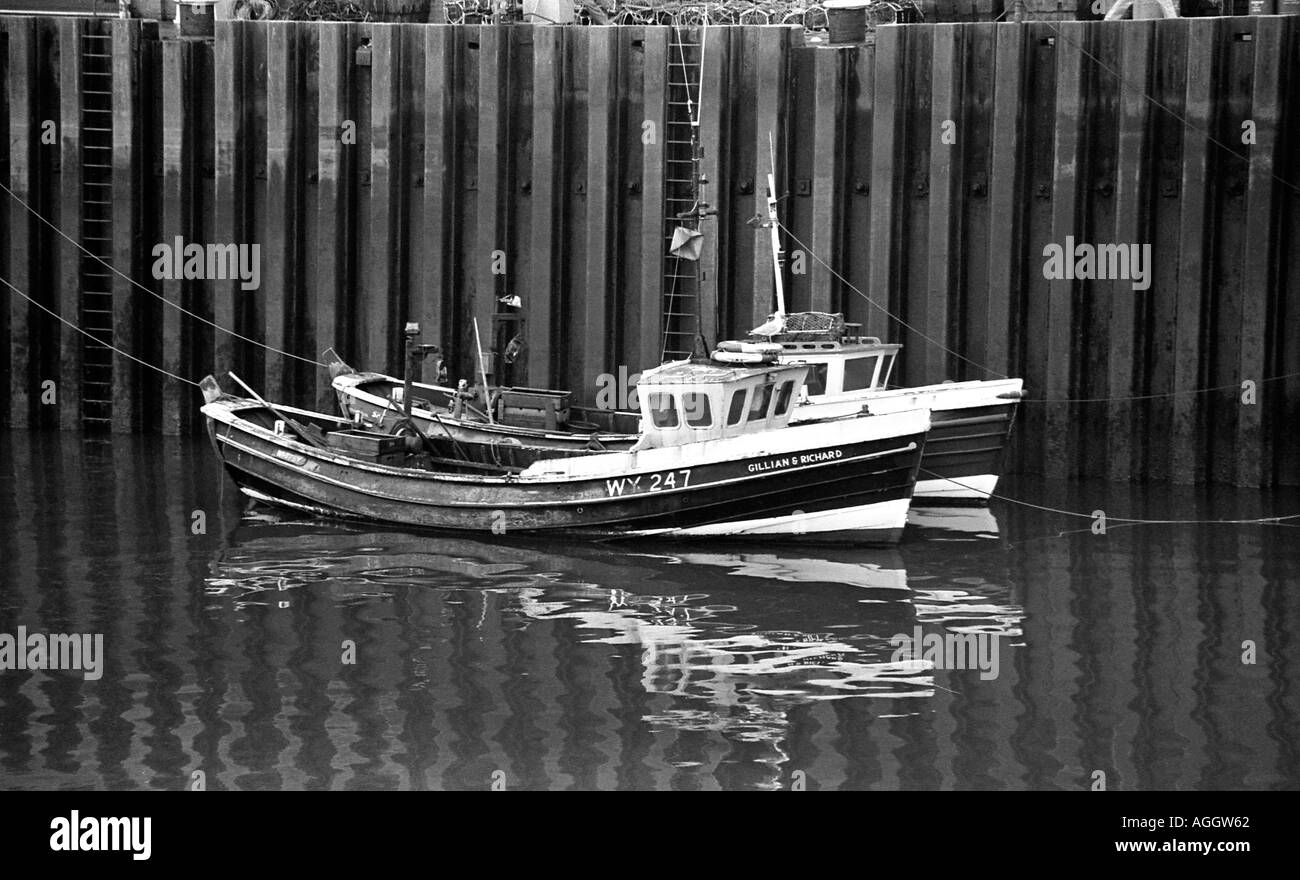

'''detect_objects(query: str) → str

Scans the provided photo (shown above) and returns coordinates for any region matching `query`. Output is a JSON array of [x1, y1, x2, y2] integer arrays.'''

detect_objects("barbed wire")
[[433, 0, 921, 28], [232, 0, 373, 20]]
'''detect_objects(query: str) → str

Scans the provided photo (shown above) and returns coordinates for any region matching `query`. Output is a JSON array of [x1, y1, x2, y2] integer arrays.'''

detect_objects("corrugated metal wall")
[[3, 18, 1298, 486]]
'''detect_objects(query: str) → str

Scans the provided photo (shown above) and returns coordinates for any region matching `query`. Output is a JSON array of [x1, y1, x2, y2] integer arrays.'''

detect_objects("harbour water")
[[1, 430, 1298, 791]]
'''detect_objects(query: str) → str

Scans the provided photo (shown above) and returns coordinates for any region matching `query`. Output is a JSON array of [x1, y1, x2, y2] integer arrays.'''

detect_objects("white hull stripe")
[[913, 473, 998, 500], [623, 498, 912, 538]]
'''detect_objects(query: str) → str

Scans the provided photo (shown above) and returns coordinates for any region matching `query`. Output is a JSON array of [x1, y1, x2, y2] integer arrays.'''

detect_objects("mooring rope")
[[2, 274, 202, 388], [775, 220, 1010, 380], [0, 180, 328, 369], [917, 468, 1300, 528], [778, 221, 1300, 404]]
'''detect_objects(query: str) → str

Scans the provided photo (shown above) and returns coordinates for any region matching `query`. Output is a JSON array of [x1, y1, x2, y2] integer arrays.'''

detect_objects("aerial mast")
[[766, 132, 786, 319]]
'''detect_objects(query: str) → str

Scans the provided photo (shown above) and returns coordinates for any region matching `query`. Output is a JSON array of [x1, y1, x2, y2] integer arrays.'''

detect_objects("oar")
[[472, 317, 496, 424], [227, 371, 329, 450]]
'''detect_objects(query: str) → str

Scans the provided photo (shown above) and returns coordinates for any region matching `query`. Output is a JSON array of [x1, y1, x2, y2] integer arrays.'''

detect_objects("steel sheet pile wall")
[[3, 19, 1298, 486]]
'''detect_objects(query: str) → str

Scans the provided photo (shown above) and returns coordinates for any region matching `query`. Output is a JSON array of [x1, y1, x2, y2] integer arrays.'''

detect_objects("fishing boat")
[[329, 158, 1022, 505], [753, 310, 1023, 502], [331, 315, 1019, 503], [744, 160, 1023, 503], [201, 350, 930, 544]]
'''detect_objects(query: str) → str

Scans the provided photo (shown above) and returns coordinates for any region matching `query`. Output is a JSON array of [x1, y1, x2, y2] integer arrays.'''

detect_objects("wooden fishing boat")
[[202, 355, 930, 545], [331, 323, 1019, 503], [759, 311, 1023, 502], [328, 163, 1022, 505]]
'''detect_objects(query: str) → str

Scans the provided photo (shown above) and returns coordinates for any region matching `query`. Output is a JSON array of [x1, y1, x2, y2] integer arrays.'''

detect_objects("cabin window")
[[879, 354, 897, 387], [774, 380, 795, 416], [648, 393, 679, 428], [682, 392, 712, 427], [747, 384, 774, 422], [843, 355, 880, 392], [726, 390, 747, 426], [805, 364, 829, 396]]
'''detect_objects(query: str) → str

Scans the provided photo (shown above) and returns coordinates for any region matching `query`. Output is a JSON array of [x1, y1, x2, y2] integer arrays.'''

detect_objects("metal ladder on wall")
[[660, 27, 703, 363], [79, 24, 114, 430]]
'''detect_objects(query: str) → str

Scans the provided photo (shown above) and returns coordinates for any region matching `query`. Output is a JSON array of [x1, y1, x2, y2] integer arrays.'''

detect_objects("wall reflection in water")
[[1, 430, 1297, 790]]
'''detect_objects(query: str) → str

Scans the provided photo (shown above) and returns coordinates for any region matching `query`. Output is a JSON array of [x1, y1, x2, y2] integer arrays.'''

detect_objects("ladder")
[[79, 24, 114, 430], [660, 26, 703, 363]]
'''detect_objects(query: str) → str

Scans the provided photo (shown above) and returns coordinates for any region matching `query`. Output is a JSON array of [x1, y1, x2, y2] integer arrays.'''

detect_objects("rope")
[[2, 274, 201, 388], [0, 180, 327, 369], [778, 221, 1300, 404], [917, 468, 1300, 527], [776, 220, 1010, 379]]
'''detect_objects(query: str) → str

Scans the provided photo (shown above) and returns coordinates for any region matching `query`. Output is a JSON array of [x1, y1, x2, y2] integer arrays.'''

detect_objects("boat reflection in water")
[[903, 506, 1024, 643], [206, 507, 1023, 762], [8, 431, 1298, 790]]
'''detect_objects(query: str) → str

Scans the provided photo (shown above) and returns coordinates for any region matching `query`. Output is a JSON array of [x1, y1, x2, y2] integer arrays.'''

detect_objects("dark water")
[[1, 429, 1298, 791]]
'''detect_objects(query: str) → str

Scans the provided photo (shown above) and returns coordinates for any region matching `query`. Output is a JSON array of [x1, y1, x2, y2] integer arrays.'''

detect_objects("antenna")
[[696, 27, 708, 138], [767, 131, 786, 318]]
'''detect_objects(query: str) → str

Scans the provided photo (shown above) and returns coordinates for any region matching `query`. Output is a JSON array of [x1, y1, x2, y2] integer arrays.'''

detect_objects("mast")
[[766, 132, 786, 318]]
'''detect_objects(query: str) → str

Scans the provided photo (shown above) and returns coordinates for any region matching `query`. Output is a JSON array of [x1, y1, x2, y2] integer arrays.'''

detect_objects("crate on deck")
[[326, 429, 407, 466], [497, 388, 571, 431]]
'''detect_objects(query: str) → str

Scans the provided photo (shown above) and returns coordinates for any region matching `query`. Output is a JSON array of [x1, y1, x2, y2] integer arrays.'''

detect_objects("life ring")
[[712, 349, 778, 365], [716, 340, 783, 356]]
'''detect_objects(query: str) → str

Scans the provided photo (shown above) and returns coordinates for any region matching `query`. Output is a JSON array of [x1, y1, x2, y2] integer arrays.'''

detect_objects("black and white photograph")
[[0, 0, 1297, 833]]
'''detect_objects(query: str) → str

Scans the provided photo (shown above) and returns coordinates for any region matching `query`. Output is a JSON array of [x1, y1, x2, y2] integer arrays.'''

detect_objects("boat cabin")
[[632, 359, 811, 450], [751, 311, 900, 398]]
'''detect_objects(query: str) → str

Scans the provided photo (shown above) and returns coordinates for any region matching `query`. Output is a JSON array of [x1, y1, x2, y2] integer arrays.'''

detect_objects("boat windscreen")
[[648, 393, 679, 428], [726, 389, 747, 426], [683, 392, 712, 427], [843, 355, 880, 392], [805, 363, 829, 396], [774, 380, 794, 416]]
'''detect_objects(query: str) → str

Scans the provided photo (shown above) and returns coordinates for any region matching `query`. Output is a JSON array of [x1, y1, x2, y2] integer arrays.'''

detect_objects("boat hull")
[[794, 380, 1022, 504], [911, 403, 1018, 502], [204, 400, 928, 545]]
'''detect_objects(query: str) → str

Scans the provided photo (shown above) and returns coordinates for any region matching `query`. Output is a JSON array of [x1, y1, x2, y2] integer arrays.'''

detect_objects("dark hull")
[[912, 402, 1019, 503]]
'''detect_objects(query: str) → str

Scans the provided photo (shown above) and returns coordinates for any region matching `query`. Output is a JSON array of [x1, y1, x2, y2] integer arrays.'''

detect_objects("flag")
[[669, 226, 705, 261]]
